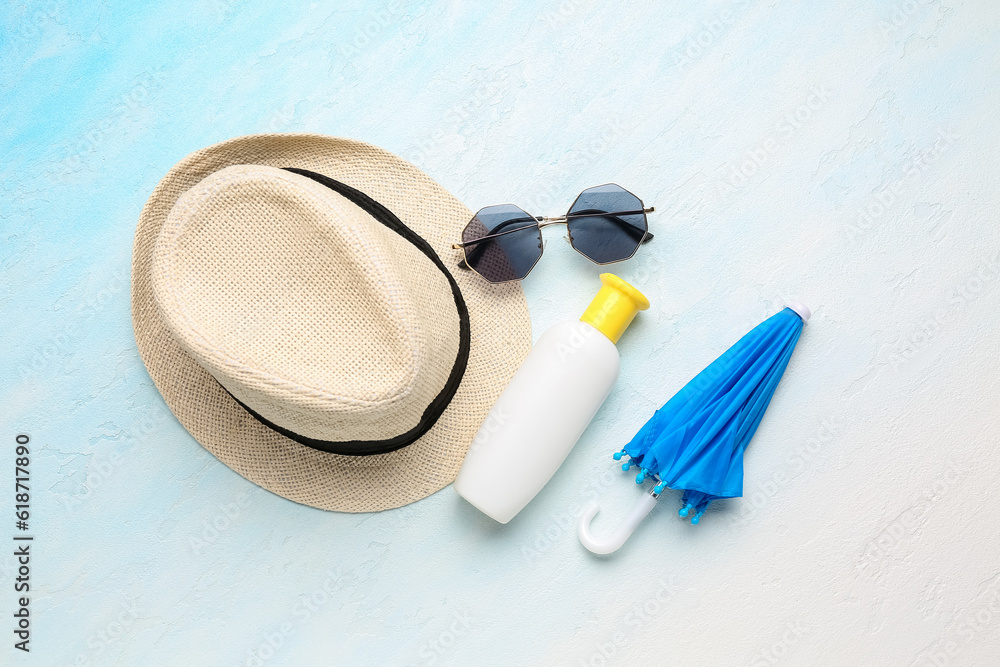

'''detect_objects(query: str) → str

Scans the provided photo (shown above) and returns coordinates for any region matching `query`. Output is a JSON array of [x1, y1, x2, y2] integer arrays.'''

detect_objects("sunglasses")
[[452, 184, 654, 283]]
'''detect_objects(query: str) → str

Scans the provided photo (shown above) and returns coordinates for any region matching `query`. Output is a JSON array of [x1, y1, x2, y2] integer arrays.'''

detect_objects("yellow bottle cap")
[[580, 273, 650, 344]]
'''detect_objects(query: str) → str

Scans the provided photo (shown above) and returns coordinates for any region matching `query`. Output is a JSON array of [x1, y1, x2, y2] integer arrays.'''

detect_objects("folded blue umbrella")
[[578, 302, 810, 554]]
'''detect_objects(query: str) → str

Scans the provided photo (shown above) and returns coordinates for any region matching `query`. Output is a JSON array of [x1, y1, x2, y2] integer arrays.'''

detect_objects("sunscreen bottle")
[[455, 273, 649, 523]]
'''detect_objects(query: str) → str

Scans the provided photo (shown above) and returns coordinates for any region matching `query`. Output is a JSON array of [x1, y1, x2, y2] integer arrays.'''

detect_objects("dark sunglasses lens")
[[461, 205, 541, 282], [567, 184, 646, 264]]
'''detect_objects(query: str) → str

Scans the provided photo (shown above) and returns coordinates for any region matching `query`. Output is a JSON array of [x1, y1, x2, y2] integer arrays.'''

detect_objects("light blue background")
[[3, 1, 999, 665]]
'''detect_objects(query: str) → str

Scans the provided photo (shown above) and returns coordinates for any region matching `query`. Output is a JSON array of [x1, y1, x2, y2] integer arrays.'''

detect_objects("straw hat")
[[131, 134, 531, 512]]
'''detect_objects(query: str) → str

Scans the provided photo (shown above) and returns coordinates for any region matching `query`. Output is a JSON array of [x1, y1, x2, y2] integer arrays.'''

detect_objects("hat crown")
[[150, 165, 460, 443]]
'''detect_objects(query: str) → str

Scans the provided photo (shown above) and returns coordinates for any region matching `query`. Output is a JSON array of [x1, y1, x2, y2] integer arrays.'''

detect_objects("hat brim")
[[131, 134, 532, 512]]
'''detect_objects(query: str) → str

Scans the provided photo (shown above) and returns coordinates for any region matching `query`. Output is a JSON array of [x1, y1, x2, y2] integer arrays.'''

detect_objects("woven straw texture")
[[151, 165, 461, 442], [131, 134, 532, 512]]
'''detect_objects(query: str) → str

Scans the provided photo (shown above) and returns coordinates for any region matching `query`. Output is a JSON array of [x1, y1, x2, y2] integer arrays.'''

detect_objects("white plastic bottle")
[[454, 273, 649, 523]]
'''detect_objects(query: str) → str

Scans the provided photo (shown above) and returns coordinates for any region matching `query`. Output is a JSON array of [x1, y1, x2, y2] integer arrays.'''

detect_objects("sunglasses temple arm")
[[560, 206, 654, 221], [564, 209, 654, 244], [452, 217, 541, 249], [455, 216, 542, 270], [457, 241, 502, 271]]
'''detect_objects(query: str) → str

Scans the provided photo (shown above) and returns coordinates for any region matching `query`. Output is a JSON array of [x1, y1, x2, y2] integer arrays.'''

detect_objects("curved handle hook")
[[578, 492, 658, 555]]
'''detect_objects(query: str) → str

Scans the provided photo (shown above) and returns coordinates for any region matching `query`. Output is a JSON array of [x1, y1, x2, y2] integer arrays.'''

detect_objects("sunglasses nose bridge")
[[537, 217, 567, 228]]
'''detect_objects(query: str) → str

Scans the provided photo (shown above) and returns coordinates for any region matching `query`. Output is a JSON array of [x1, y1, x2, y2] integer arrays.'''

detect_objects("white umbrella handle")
[[578, 492, 658, 554]]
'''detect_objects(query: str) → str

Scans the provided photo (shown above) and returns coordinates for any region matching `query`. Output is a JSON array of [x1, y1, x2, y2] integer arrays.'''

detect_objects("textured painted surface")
[[2, 1, 999, 665]]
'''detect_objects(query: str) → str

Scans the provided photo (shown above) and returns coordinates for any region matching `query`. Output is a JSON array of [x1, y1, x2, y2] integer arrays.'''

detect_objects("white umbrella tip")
[[786, 300, 811, 322]]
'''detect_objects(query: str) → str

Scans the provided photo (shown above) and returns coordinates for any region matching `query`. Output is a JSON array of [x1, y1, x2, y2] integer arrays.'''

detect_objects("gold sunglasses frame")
[[452, 184, 654, 284]]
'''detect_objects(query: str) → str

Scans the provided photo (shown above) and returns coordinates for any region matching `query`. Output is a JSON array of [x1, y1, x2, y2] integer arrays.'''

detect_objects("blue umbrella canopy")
[[615, 306, 807, 524]]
